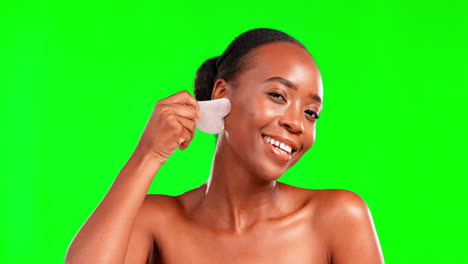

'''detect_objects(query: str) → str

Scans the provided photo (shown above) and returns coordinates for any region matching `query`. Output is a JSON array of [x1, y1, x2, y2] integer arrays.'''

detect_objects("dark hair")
[[194, 28, 306, 101]]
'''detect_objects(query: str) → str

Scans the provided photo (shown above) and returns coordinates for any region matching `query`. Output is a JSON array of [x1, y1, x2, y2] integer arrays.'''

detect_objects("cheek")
[[303, 124, 317, 150], [225, 94, 265, 126], [223, 96, 258, 138], [247, 94, 287, 132], [255, 96, 280, 120]]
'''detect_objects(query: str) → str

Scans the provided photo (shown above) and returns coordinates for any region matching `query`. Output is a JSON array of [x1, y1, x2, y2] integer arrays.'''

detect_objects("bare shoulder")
[[279, 183, 368, 210], [301, 188, 373, 232], [305, 189, 384, 263], [311, 188, 370, 218], [143, 193, 180, 210], [139, 186, 204, 223], [173, 184, 208, 212], [280, 185, 372, 226], [122, 194, 181, 264], [136, 194, 182, 229]]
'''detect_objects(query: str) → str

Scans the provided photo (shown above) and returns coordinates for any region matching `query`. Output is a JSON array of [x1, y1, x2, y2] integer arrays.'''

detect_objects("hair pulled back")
[[194, 28, 305, 101]]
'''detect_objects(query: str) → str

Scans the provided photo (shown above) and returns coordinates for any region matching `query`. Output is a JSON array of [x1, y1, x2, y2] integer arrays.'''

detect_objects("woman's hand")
[[134, 90, 200, 164], [65, 93, 199, 263]]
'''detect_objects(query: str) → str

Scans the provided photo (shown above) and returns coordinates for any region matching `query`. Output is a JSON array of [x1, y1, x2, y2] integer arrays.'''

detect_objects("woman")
[[66, 28, 384, 264]]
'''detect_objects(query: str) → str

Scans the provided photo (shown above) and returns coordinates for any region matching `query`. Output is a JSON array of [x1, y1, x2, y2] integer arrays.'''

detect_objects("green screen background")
[[1, 0, 467, 263]]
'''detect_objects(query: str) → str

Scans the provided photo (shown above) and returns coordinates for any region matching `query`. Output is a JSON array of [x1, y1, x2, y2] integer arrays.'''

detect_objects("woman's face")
[[221, 42, 323, 180]]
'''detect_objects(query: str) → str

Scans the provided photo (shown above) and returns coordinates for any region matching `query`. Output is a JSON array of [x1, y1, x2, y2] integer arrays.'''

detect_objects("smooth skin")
[[66, 43, 384, 264]]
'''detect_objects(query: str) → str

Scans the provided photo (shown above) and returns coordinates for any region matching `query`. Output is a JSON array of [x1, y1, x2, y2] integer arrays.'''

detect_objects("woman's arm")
[[65, 151, 161, 264], [326, 190, 385, 264], [65, 91, 200, 264]]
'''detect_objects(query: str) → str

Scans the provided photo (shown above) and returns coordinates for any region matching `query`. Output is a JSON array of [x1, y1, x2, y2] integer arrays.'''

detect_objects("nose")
[[278, 104, 304, 134]]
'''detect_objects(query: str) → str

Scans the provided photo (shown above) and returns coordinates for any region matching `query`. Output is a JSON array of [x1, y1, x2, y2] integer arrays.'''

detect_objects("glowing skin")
[[68, 42, 384, 264], [130, 43, 383, 263], [218, 43, 323, 182]]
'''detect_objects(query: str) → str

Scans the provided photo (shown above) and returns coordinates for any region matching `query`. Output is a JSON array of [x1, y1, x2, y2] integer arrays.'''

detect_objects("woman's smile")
[[211, 41, 323, 180], [67, 28, 384, 264], [261, 133, 298, 163]]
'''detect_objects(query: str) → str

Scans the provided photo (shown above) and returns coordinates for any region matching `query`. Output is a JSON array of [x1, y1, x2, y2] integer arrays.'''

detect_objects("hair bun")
[[194, 56, 219, 101], [194, 28, 305, 102]]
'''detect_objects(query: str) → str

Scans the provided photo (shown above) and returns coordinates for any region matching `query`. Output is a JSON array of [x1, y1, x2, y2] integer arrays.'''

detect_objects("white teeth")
[[277, 148, 287, 154], [263, 135, 293, 154]]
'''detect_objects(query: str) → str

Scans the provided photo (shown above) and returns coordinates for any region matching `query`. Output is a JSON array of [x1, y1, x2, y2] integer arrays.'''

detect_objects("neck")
[[197, 133, 284, 233]]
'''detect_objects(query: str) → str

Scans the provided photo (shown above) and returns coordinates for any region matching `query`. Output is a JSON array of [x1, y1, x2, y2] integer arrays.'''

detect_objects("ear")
[[211, 78, 230, 100]]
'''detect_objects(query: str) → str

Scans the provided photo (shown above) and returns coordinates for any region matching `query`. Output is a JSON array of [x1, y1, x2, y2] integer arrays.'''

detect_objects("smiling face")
[[214, 42, 323, 180]]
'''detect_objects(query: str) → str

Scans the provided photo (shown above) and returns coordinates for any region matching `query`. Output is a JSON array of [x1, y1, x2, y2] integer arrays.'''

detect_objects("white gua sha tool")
[[196, 98, 231, 134]]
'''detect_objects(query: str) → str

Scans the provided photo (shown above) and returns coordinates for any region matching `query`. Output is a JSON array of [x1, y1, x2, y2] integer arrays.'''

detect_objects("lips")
[[263, 135, 293, 153], [261, 134, 298, 163]]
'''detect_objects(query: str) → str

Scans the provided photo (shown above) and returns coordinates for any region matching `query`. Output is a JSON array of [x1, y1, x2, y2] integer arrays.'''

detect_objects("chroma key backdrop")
[[1, 0, 467, 263]]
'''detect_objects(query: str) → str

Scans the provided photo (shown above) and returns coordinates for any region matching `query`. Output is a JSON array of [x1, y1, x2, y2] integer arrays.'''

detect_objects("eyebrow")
[[261, 76, 322, 104]]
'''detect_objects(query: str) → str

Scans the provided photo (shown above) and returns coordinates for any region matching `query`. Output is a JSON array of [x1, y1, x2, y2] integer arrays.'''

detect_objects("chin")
[[249, 159, 290, 182], [252, 143, 303, 182]]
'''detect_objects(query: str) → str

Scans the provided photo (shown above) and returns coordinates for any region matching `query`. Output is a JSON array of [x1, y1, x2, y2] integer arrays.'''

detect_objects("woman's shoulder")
[[137, 194, 184, 226], [279, 183, 370, 218], [141, 186, 205, 218]]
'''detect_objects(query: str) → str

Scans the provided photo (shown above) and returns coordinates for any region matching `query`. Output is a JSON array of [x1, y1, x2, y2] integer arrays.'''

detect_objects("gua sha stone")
[[196, 98, 231, 134]]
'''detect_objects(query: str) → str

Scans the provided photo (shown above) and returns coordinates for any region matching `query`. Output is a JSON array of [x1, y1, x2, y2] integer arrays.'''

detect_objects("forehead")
[[244, 42, 323, 97]]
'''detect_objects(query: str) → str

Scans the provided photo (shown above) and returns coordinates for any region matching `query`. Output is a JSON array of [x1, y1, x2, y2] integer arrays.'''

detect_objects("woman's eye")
[[305, 110, 319, 119], [268, 92, 285, 101]]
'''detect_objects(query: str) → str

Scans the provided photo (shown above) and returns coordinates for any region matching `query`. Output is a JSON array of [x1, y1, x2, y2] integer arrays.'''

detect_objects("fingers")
[[179, 131, 191, 150], [164, 90, 200, 116], [175, 115, 196, 137], [154, 91, 200, 152], [174, 116, 196, 149], [162, 104, 199, 120]]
